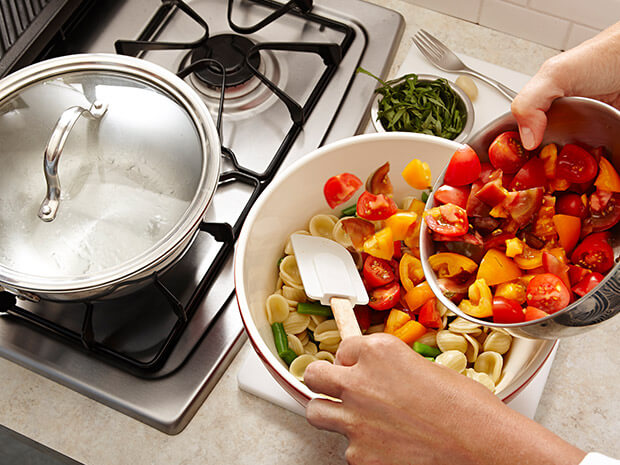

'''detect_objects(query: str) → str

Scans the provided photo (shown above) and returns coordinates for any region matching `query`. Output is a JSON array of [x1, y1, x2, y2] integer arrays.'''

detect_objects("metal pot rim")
[[0, 53, 221, 297]]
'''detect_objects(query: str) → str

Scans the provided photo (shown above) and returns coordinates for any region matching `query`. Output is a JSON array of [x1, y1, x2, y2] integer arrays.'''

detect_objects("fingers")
[[304, 360, 349, 399], [511, 77, 558, 150], [305, 397, 347, 435], [334, 335, 365, 366]]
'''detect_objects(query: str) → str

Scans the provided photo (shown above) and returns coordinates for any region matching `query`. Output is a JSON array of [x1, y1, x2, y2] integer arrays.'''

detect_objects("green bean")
[[413, 341, 442, 358], [424, 356, 435, 362], [271, 322, 289, 354], [279, 349, 298, 366], [340, 204, 357, 217], [297, 302, 333, 317]]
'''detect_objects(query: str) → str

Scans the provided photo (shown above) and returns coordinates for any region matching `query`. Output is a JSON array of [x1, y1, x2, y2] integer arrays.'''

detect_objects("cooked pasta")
[[435, 350, 467, 373], [289, 354, 317, 381], [474, 351, 504, 384], [482, 330, 512, 355], [309, 214, 339, 239], [265, 293, 290, 324], [283, 311, 310, 335]]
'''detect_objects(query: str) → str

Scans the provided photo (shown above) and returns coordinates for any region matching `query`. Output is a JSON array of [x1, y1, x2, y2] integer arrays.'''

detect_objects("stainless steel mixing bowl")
[[420, 97, 620, 340]]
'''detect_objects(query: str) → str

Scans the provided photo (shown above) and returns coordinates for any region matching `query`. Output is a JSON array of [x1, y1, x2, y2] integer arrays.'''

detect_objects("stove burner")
[[191, 34, 260, 88]]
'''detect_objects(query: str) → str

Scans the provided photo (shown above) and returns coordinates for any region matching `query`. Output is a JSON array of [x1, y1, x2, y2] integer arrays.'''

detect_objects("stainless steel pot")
[[0, 54, 221, 302], [421, 97, 620, 339]]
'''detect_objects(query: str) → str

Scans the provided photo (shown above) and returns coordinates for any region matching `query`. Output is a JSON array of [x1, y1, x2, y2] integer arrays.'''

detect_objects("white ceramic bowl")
[[234, 132, 556, 408]]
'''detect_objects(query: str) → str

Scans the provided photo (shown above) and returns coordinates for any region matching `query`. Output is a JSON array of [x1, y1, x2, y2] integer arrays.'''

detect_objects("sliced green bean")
[[341, 204, 357, 217], [279, 349, 298, 366], [413, 341, 442, 358], [297, 302, 333, 317], [271, 322, 289, 354]]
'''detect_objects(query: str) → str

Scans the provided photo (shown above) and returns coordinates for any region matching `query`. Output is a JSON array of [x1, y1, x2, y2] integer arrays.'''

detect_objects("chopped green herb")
[[358, 67, 466, 140]]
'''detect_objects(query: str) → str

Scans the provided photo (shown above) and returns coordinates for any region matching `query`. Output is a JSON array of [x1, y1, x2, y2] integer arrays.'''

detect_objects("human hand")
[[304, 333, 585, 465], [511, 21, 620, 150]]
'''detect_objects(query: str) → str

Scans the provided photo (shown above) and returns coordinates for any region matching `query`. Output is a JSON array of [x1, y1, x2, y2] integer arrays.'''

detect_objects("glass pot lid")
[[0, 54, 220, 293]]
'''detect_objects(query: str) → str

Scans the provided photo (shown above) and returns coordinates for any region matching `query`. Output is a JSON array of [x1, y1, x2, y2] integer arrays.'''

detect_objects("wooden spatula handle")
[[330, 297, 362, 339]]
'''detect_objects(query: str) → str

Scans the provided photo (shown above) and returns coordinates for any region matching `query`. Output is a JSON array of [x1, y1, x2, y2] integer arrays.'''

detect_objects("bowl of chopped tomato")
[[235, 132, 556, 408], [420, 97, 620, 340]]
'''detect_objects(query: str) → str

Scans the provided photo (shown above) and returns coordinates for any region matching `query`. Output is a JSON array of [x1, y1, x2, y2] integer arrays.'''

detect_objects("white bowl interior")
[[235, 132, 555, 403]]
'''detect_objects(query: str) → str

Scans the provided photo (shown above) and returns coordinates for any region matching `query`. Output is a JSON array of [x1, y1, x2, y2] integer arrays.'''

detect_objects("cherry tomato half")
[[571, 232, 615, 274], [557, 144, 598, 184], [356, 191, 398, 220], [363, 256, 396, 288], [488, 131, 531, 174], [368, 281, 401, 311], [434, 185, 470, 209], [572, 272, 604, 297], [492, 296, 525, 323], [444, 145, 482, 186], [556, 193, 588, 219], [526, 273, 571, 314], [425, 204, 469, 237], [510, 156, 546, 191], [323, 173, 362, 209]]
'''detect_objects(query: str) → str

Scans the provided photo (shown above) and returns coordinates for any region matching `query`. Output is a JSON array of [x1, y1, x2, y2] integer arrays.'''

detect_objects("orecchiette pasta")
[[315, 351, 336, 363], [309, 214, 338, 239], [284, 230, 309, 255], [279, 255, 303, 289], [464, 368, 496, 391], [287, 334, 305, 356], [436, 330, 468, 353], [435, 350, 467, 373], [289, 354, 317, 381], [283, 312, 310, 335], [265, 294, 290, 324], [303, 342, 318, 355], [482, 330, 512, 355], [332, 218, 354, 248], [474, 351, 504, 384], [463, 333, 480, 364]]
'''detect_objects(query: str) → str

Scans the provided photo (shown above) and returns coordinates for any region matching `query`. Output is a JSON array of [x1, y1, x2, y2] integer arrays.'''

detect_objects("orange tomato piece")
[[362, 227, 394, 260], [539, 143, 557, 179], [384, 211, 418, 241], [393, 320, 426, 344], [477, 249, 522, 286], [402, 159, 432, 190], [552, 214, 581, 252], [594, 157, 620, 193], [513, 245, 544, 270], [459, 278, 493, 318], [384, 308, 411, 334], [428, 252, 478, 278], [399, 253, 425, 292], [404, 282, 435, 311]]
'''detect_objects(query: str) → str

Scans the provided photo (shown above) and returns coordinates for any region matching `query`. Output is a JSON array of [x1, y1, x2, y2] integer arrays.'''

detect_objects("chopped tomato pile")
[[428, 132, 618, 323]]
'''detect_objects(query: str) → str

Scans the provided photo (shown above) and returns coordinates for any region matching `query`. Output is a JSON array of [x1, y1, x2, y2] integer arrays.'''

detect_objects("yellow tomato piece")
[[403, 218, 421, 252], [406, 198, 426, 216], [428, 252, 477, 279], [489, 203, 509, 218], [362, 227, 394, 260], [594, 157, 620, 193], [505, 238, 525, 258], [477, 249, 522, 286], [552, 215, 581, 253], [384, 309, 411, 334], [459, 278, 493, 318], [513, 245, 543, 270], [495, 280, 527, 305], [402, 159, 431, 190], [384, 211, 418, 241], [539, 143, 557, 179], [393, 320, 426, 345], [405, 282, 435, 311], [399, 253, 425, 292]]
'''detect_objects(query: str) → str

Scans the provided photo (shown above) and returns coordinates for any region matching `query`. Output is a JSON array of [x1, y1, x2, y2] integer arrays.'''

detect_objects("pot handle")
[[38, 101, 108, 222]]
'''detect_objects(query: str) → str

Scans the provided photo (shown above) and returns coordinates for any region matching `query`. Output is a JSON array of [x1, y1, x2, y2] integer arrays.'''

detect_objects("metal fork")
[[413, 29, 518, 101]]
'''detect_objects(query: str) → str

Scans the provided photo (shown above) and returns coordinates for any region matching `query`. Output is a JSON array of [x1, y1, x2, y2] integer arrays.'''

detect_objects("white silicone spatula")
[[290, 234, 368, 339]]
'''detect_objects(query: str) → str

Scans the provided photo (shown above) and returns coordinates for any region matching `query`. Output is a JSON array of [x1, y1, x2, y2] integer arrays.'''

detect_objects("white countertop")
[[1, 1, 618, 463]]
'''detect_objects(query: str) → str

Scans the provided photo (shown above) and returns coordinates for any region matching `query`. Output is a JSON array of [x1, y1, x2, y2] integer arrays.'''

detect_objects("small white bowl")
[[371, 74, 474, 144], [234, 132, 555, 408]]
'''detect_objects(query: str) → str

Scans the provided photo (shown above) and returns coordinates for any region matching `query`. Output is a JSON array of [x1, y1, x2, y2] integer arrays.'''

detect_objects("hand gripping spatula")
[[290, 234, 368, 339]]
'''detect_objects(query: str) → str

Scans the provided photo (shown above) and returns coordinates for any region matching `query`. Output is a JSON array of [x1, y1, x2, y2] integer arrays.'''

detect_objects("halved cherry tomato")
[[542, 250, 571, 291], [425, 204, 469, 237], [594, 157, 620, 192], [353, 305, 371, 332], [444, 145, 481, 186], [503, 187, 544, 226], [524, 306, 549, 321], [418, 298, 442, 329], [363, 256, 395, 288], [369, 281, 401, 311], [591, 193, 620, 232], [526, 273, 571, 314], [571, 232, 615, 274], [556, 193, 588, 219], [492, 296, 525, 323], [510, 156, 547, 190], [434, 185, 470, 209], [552, 214, 581, 252], [488, 131, 531, 174], [477, 249, 522, 286], [357, 191, 398, 220], [572, 272, 604, 297], [556, 144, 598, 183], [366, 162, 393, 195], [323, 173, 362, 208]]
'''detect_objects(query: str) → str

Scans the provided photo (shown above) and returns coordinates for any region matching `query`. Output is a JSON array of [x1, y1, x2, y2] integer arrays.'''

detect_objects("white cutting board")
[[237, 43, 554, 420]]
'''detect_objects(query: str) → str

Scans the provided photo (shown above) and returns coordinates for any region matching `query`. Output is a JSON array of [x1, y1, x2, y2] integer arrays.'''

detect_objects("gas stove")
[[0, 0, 403, 434]]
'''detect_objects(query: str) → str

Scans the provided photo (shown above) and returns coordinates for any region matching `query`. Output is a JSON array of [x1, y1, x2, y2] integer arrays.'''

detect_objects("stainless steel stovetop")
[[0, 0, 403, 434]]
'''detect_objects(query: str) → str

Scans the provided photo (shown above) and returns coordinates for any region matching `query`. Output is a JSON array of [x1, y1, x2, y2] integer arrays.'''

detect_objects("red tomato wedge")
[[524, 306, 549, 321], [526, 273, 571, 314], [425, 204, 469, 237], [492, 296, 525, 323], [488, 131, 531, 174], [503, 187, 544, 226], [356, 191, 398, 221], [556, 144, 598, 183], [434, 185, 470, 209], [475, 170, 508, 207], [556, 193, 588, 219], [323, 173, 362, 208], [363, 256, 395, 288], [444, 145, 482, 186], [572, 272, 604, 297], [591, 193, 620, 232], [418, 298, 442, 329], [571, 232, 615, 274], [510, 157, 547, 190], [368, 281, 401, 311], [366, 162, 393, 195]]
